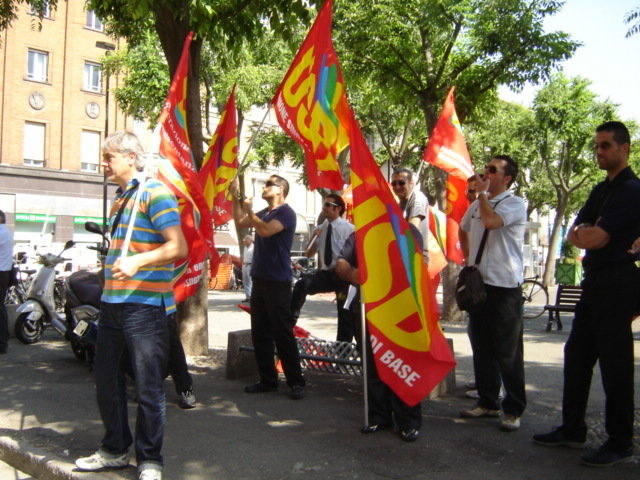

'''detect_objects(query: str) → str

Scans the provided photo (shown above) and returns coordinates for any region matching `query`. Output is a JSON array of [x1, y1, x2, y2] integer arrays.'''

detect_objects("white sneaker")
[[500, 415, 521, 431], [75, 450, 129, 471], [139, 467, 162, 480]]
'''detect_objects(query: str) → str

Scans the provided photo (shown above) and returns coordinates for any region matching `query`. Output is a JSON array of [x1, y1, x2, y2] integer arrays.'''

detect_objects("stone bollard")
[[225, 329, 258, 380], [428, 338, 456, 399]]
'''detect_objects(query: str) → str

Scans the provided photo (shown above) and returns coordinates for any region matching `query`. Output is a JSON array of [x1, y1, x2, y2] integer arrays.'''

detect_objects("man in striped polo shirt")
[[76, 131, 187, 480]]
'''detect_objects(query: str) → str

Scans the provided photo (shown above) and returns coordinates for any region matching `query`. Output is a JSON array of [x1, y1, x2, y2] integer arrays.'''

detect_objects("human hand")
[[112, 256, 140, 280], [475, 173, 490, 193]]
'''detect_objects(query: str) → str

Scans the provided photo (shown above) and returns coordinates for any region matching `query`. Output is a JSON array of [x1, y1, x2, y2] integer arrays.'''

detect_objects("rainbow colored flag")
[[200, 86, 238, 226], [423, 87, 473, 265], [350, 113, 456, 406], [155, 32, 218, 302], [272, 0, 351, 191]]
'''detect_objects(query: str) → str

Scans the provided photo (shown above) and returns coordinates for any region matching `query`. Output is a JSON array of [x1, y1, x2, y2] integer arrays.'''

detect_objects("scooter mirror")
[[85, 221, 103, 235], [64, 240, 76, 249]]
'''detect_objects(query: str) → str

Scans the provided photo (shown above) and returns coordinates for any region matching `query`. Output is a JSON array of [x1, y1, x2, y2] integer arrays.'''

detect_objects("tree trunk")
[[542, 193, 569, 287], [154, 11, 209, 356]]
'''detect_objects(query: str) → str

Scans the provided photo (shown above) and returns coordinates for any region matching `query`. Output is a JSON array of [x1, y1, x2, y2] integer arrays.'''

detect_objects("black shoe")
[[177, 388, 196, 409], [533, 428, 586, 449], [290, 384, 304, 400], [581, 444, 633, 467], [360, 423, 391, 434], [400, 429, 420, 442], [244, 381, 278, 394]]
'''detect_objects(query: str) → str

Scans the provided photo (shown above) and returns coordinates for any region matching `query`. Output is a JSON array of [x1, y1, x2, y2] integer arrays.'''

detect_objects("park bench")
[[543, 284, 582, 332]]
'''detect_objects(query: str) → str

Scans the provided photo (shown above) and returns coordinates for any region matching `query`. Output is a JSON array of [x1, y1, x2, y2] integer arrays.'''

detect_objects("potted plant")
[[555, 240, 583, 285]]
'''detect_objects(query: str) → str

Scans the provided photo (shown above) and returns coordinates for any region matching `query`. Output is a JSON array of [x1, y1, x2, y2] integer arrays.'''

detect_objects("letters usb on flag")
[[272, 0, 351, 191], [200, 86, 238, 226], [349, 113, 456, 406], [155, 31, 218, 302], [423, 87, 473, 265]]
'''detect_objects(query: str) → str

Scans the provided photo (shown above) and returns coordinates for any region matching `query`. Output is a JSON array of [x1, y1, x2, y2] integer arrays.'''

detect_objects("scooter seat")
[[67, 270, 103, 309]]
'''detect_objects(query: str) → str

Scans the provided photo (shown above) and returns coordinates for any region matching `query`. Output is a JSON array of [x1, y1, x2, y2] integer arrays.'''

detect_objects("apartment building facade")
[[0, 2, 133, 248]]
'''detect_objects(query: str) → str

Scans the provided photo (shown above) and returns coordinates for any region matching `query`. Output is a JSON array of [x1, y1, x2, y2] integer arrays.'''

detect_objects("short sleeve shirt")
[[401, 190, 430, 263], [317, 216, 354, 270], [0, 224, 14, 272], [460, 191, 527, 288], [102, 178, 181, 314], [251, 203, 296, 283], [575, 167, 640, 273]]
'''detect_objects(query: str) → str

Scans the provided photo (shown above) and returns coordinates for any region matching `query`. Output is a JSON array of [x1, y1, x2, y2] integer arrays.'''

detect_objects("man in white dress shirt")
[[291, 194, 355, 342]]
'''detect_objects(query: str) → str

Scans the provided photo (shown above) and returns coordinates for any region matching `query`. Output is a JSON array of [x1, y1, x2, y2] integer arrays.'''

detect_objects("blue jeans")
[[95, 302, 169, 468]]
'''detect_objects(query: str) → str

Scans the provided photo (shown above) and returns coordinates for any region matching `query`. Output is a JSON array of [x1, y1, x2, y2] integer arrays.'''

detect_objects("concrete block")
[[225, 329, 258, 380], [428, 338, 456, 399]]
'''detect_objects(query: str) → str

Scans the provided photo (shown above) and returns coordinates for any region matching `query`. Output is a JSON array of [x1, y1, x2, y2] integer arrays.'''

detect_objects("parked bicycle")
[[4, 266, 35, 306], [521, 275, 548, 320]]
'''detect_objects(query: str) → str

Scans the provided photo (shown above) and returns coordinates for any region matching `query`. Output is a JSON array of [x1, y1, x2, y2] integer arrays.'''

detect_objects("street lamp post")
[[95, 41, 116, 245]]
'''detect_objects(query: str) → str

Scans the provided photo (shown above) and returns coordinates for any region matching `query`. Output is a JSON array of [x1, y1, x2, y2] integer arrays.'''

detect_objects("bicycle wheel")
[[521, 280, 548, 320]]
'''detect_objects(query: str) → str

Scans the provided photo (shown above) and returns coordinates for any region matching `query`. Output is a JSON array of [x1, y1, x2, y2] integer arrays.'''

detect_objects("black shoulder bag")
[[455, 229, 489, 312], [455, 197, 508, 312]]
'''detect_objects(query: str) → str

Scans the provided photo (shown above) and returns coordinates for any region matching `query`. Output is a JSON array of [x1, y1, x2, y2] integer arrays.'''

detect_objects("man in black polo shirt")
[[534, 121, 640, 467]]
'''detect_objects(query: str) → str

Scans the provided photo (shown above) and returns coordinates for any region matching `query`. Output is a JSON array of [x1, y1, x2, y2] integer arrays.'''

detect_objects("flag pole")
[[238, 104, 271, 169], [361, 299, 369, 428]]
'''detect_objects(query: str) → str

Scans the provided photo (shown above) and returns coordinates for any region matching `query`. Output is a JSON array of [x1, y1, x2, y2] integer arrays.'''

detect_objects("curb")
[[0, 435, 131, 480]]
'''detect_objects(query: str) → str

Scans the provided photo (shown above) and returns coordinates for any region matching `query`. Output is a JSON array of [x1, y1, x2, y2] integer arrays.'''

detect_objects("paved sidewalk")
[[0, 289, 638, 479]]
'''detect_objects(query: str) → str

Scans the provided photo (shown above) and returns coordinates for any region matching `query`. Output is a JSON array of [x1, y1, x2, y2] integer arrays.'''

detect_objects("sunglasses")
[[323, 201, 339, 208], [264, 180, 279, 188], [391, 180, 406, 187], [484, 165, 501, 174]]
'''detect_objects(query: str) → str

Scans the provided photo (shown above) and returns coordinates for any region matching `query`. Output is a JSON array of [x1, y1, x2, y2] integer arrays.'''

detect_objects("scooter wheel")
[[14, 312, 44, 344], [70, 337, 95, 363]]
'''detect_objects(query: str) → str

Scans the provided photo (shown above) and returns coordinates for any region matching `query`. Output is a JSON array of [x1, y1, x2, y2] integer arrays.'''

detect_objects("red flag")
[[200, 86, 238, 226], [350, 114, 456, 406], [155, 32, 218, 302], [423, 87, 472, 264], [272, 0, 351, 190]]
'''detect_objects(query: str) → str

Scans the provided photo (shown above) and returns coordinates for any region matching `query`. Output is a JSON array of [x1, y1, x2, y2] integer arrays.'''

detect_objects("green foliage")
[[624, 7, 640, 38], [103, 32, 170, 123], [245, 128, 305, 171], [560, 239, 579, 262]]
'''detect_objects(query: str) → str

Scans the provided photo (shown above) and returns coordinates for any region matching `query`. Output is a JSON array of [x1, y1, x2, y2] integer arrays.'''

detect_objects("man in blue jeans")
[[75, 132, 187, 480]]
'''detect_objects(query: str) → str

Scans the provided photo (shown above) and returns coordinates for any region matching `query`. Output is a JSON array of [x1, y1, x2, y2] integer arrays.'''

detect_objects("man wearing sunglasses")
[[390, 168, 429, 263], [459, 155, 527, 433], [231, 175, 306, 400], [534, 122, 640, 467], [291, 194, 355, 342]]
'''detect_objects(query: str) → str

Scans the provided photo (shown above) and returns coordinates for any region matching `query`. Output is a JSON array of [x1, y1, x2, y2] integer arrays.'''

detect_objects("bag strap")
[[110, 183, 139, 239], [472, 195, 510, 266]]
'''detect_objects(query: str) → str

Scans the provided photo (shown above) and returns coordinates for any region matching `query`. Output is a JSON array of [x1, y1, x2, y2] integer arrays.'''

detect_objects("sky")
[[499, 0, 640, 123]]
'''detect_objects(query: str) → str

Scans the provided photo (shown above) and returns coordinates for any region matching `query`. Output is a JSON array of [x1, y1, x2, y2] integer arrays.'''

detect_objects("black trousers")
[[350, 298, 421, 430], [0, 270, 8, 351], [561, 263, 639, 451], [468, 284, 526, 416], [251, 278, 304, 387], [291, 269, 355, 342], [167, 314, 192, 394]]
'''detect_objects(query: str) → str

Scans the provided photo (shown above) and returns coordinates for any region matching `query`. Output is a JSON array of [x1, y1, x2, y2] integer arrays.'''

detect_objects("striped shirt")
[[102, 178, 181, 314]]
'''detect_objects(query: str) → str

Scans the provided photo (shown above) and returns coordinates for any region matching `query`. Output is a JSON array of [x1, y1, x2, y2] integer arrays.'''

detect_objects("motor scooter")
[[14, 240, 75, 344], [64, 221, 108, 363]]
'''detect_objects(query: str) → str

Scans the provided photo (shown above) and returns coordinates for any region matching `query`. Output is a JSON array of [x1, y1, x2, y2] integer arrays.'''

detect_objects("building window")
[[27, 49, 49, 83], [81, 130, 101, 172], [84, 61, 102, 93], [85, 10, 104, 31], [28, 1, 51, 18], [23, 122, 46, 167]]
